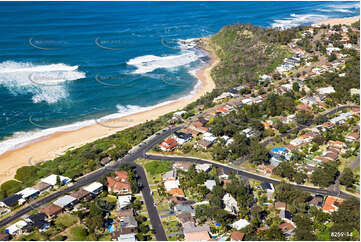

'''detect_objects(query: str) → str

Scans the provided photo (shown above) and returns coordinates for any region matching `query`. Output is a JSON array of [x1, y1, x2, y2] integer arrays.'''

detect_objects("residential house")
[[168, 188, 185, 197], [231, 219, 250, 230], [202, 132, 217, 143], [204, 180, 216, 191], [214, 92, 233, 103], [317, 86, 335, 94], [328, 140, 346, 150], [183, 222, 210, 234], [33, 182, 52, 195], [16, 187, 39, 202], [40, 204, 62, 219], [300, 96, 318, 106], [25, 213, 50, 232], [274, 202, 287, 210], [196, 140, 213, 149], [69, 189, 91, 202], [184, 231, 211, 241], [174, 204, 195, 216], [324, 152, 338, 161], [345, 132, 359, 142], [5, 220, 28, 236], [279, 222, 295, 235], [195, 163, 212, 173], [162, 170, 177, 181], [182, 128, 201, 137], [296, 104, 312, 112], [176, 212, 194, 225], [260, 182, 274, 193], [173, 162, 193, 171], [112, 215, 138, 236], [53, 195, 77, 209], [309, 195, 324, 208], [107, 171, 132, 194], [164, 179, 180, 191], [322, 196, 343, 213], [114, 233, 137, 241], [83, 182, 103, 196], [160, 138, 179, 152], [217, 167, 230, 180], [223, 193, 238, 214], [174, 131, 193, 145], [280, 209, 293, 223], [0, 232, 10, 241], [0, 194, 23, 208], [41, 174, 71, 187], [117, 195, 132, 210], [116, 208, 134, 218], [190, 121, 208, 133], [230, 231, 245, 241], [241, 127, 254, 138]]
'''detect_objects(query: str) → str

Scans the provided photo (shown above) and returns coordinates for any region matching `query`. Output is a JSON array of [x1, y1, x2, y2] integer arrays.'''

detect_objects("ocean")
[[0, 1, 359, 155]]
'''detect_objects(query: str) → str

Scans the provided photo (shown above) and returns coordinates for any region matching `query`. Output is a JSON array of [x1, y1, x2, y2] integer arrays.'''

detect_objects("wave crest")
[[0, 61, 85, 104]]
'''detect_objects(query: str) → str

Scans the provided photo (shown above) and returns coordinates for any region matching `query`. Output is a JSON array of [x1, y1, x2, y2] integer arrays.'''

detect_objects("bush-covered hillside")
[[210, 23, 303, 87]]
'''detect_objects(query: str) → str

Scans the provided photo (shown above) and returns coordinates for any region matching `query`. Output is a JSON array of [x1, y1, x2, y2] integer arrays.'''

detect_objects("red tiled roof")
[[231, 231, 245, 241], [279, 222, 294, 233]]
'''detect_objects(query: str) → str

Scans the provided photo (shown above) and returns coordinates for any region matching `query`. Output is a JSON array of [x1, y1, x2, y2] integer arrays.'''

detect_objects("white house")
[[164, 180, 180, 191], [231, 219, 250, 230], [16, 187, 39, 200], [83, 182, 103, 195], [117, 195, 132, 210], [5, 220, 28, 235], [41, 174, 71, 187], [241, 127, 254, 138], [317, 86, 335, 95], [116, 233, 137, 241], [223, 193, 238, 214], [202, 132, 217, 143], [204, 180, 216, 191], [195, 163, 212, 173], [326, 47, 340, 55]]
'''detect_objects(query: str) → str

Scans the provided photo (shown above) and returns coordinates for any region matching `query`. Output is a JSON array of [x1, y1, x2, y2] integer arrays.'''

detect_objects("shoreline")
[[0, 39, 219, 185], [315, 16, 360, 26]]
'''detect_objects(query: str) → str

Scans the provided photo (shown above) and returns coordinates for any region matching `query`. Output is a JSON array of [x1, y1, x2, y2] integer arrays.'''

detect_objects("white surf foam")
[[271, 13, 328, 29], [0, 39, 208, 157], [127, 39, 206, 74], [0, 61, 85, 104], [319, 2, 359, 14]]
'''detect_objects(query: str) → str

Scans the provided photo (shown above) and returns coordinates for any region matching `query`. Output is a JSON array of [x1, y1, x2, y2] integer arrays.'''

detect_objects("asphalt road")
[[144, 154, 358, 200], [0, 125, 181, 240]]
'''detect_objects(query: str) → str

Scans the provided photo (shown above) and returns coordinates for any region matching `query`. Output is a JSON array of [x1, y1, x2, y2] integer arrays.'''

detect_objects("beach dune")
[[0, 40, 218, 185]]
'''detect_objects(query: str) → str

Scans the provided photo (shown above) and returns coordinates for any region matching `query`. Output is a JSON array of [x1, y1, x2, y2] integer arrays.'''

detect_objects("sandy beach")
[[316, 16, 360, 26], [0, 39, 218, 185]]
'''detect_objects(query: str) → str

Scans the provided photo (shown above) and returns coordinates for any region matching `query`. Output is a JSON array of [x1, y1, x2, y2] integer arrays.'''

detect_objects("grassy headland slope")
[[209, 23, 301, 88]]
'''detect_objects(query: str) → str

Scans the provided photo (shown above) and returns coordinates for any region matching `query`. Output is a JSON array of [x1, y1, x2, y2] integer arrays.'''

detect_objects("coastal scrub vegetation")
[[210, 23, 301, 88], [0, 114, 171, 199]]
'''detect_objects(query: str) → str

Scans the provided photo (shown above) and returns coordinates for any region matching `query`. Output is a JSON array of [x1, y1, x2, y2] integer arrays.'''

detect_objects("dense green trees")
[[296, 110, 314, 125], [311, 162, 339, 188], [339, 168, 355, 188], [330, 198, 360, 241], [293, 213, 317, 240]]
